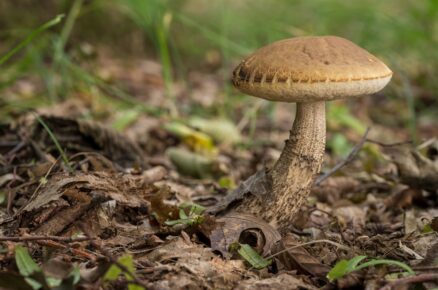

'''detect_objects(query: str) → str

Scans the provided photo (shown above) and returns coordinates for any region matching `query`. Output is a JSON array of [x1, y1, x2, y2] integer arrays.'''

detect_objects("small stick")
[[0, 235, 93, 242], [379, 273, 438, 290], [315, 127, 371, 185]]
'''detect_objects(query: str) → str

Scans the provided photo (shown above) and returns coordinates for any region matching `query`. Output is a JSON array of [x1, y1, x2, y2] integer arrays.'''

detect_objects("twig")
[[379, 273, 438, 290], [315, 127, 370, 185], [0, 235, 93, 242], [264, 239, 351, 260], [79, 224, 148, 289]]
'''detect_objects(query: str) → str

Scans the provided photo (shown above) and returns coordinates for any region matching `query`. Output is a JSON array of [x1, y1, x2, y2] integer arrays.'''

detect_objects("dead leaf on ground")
[[273, 233, 331, 279], [150, 186, 179, 225], [235, 273, 317, 290], [199, 213, 281, 259], [385, 145, 438, 192], [142, 236, 253, 289]]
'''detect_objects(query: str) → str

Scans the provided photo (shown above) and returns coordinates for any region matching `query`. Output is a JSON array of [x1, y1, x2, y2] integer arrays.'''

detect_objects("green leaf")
[[185, 203, 206, 216], [103, 264, 122, 281], [103, 254, 136, 282], [112, 109, 141, 131], [327, 256, 367, 282], [188, 117, 241, 145], [46, 276, 62, 287], [179, 208, 188, 220], [217, 176, 236, 189], [69, 267, 81, 285], [238, 244, 271, 269], [345, 255, 367, 272], [165, 203, 206, 226], [118, 255, 136, 280], [327, 255, 415, 282], [164, 218, 188, 226], [164, 122, 215, 153], [328, 133, 353, 158], [128, 283, 145, 290], [15, 245, 41, 277], [327, 260, 349, 282]]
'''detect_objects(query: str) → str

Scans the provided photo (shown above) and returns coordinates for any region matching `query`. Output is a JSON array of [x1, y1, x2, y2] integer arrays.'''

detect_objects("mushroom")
[[232, 36, 392, 230]]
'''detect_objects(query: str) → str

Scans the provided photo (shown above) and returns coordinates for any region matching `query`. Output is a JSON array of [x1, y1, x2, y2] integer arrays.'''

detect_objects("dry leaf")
[[200, 213, 281, 259]]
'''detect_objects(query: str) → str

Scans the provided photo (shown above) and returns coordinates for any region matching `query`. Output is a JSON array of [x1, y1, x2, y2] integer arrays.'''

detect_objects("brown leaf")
[[19, 176, 90, 214], [32, 195, 94, 235], [200, 213, 281, 259], [236, 273, 317, 290], [41, 257, 73, 280], [386, 145, 438, 192], [29, 115, 146, 168], [431, 216, 438, 232], [384, 187, 423, 209], [273, 233, 330, 279], [312, 176, 360, 204], [150, 186, 179, 225], [333, 205, 366, 232], [418, 240, 438, 267], [207, 169, 271, 215]]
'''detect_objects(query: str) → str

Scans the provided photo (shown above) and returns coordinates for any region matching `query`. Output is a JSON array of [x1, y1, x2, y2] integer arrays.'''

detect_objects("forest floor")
[[1, 51, 438, 290]]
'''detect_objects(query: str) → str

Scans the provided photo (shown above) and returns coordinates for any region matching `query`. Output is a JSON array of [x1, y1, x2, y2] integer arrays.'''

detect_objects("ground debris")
[[385, 143, 438, 192], [199, 213, 281, 259]]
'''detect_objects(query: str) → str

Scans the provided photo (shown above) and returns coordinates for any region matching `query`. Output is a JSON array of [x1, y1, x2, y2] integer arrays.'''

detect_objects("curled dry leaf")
[[199, 213, 281, 259]]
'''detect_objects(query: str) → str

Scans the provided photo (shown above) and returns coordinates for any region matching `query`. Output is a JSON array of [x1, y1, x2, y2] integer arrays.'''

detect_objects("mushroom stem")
[[239, 101, 326, 230]]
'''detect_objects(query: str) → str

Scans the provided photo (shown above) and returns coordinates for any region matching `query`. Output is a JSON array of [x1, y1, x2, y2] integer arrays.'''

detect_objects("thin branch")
[[315, 127, 371, 185]]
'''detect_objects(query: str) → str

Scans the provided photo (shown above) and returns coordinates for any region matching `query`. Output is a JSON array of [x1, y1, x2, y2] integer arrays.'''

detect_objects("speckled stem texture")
[[239, 101, 326, 231]]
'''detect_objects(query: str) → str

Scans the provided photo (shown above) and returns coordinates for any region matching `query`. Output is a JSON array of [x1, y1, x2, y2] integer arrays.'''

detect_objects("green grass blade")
[[0, 14, 64, 66], [355, 259, 415, 275], [34, 114, 73, 172]]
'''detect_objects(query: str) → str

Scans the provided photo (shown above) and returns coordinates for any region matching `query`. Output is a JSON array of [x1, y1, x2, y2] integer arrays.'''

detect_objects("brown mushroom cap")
[[232, 36, 392, 102]]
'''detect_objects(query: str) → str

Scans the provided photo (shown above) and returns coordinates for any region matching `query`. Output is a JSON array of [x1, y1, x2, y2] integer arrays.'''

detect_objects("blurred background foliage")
[[0, 0, 437, 152]]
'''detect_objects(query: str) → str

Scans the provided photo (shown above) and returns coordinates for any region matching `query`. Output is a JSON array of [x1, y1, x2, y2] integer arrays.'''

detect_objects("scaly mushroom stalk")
[[238, 101, 326, 229], [230, 36, 392, 231]]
